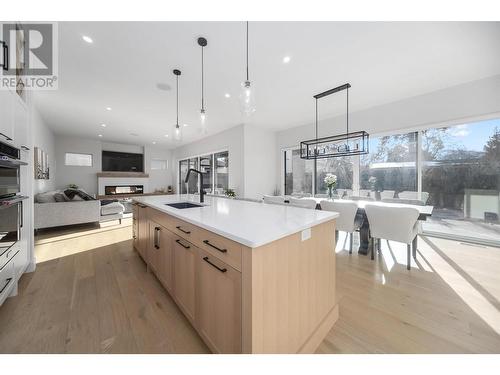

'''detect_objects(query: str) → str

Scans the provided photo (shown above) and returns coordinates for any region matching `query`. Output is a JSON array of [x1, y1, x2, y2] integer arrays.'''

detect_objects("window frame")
[[64, 152, 93, 167], [177, 148, 229, 195]]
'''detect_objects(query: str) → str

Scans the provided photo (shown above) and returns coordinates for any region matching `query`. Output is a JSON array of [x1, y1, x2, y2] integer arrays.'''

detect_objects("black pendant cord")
[[346, 86, 349, 143], [315, 98, 318, 155], [176, 74, 179, 126], [201, 45, 205, 111], [246, 21, 249, 82]]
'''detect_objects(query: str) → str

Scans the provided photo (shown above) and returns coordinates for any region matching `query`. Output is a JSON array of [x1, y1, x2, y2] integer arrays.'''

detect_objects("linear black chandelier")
[[300, 83, 369, 159]]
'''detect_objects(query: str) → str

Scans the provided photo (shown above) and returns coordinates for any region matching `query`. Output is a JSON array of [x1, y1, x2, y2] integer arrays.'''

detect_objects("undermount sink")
[[165, 202, 204, 209]]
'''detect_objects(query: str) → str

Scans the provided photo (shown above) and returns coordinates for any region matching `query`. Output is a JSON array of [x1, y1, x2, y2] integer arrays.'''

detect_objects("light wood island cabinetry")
[[132, 199, 338, 354]]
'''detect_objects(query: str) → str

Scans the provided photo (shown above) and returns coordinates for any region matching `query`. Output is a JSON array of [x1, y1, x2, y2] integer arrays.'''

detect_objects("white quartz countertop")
[[133, 194, 339, 248]]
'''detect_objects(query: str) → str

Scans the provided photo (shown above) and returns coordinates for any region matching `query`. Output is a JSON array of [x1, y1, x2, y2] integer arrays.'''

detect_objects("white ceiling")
[[34, 21, 500, 148]]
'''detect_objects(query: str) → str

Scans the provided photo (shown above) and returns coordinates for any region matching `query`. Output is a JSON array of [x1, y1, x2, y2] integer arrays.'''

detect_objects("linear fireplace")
[[105, 185, 144, 196]]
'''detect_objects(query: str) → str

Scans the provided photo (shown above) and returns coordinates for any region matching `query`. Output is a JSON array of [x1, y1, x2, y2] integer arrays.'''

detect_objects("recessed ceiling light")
[[101, 123, 106, 127], [82, 35, 93, 44], [183, 124, 188, 127], [283, 56, 291, 64], [164, 134, 169, 137], [106, 107, 112, 111], [224, 93, 231, 98], [152, 141, 156, 145], [98, 134, 103, 137]]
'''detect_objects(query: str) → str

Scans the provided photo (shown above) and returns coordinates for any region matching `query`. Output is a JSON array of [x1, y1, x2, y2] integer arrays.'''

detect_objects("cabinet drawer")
[[147, 207, 172, 229], [169, 217, 198, 243], [195, 228, 242, 272], [0, 251, 16, 306]]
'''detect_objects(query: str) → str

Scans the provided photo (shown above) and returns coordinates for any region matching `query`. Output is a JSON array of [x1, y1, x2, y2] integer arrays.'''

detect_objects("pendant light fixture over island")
[[239, 21, 256, 116], [173, 69, 182, 141], [198, 37, 208, 133]]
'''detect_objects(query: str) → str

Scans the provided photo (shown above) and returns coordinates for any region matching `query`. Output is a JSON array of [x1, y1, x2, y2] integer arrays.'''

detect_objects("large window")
[[284, 149, 313, 196], [316, 156, 354, 195], [214, 151, 229, 195], [282, 119, 500, 245], [178, 150, 229, 195], [421, 120, 500, 243], [360, 132, 417, 199], [200, 155, 213, 194]]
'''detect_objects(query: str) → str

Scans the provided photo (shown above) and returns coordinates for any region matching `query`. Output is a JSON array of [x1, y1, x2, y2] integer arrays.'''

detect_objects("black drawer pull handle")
[[176, 226, 191, 234], [176, 239, 190, 249], [203, 257, 227, 273], [203, 240, 227, 253], [154, 227, 161, 249], [0, 278, 12, 294]]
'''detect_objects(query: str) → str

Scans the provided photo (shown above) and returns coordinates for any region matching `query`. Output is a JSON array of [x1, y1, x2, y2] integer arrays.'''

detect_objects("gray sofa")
[[34, 200, 101, 229], [34, 190, 125, 229]]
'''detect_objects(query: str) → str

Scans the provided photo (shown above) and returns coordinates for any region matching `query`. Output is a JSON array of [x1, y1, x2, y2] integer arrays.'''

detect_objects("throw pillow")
[[64, 189, 96, 201], [53, 193, 67, 202]]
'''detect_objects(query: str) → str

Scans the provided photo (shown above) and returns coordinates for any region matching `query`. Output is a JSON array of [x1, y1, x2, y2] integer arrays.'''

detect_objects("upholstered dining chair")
[[263, 195, 285, 205], [320, 200, 362, 253], [379, 190, 395, 199], [364, 203, 420, 270], [288, 197, 317, 209]]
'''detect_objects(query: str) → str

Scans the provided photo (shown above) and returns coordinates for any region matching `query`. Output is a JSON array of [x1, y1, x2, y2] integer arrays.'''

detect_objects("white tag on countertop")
[[301, 228, 311, 241]]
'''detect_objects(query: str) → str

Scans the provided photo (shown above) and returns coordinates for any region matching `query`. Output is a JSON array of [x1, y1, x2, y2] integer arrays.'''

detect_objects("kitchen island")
[[132, 194, 339, 354]]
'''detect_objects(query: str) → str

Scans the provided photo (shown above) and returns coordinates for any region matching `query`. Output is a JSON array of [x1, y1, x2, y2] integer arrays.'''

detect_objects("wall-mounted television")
[[102, 151, 144, 172]]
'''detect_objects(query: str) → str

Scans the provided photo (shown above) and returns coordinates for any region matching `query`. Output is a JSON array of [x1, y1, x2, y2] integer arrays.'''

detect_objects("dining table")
[[293, 197, 434, 255]]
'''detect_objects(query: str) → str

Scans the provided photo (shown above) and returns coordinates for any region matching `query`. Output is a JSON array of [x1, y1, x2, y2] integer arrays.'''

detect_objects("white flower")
[[324, 173, 337, 187]]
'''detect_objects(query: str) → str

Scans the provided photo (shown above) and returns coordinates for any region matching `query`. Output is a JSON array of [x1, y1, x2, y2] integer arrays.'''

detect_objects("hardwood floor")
[[1, 223, 499, 353], [0, 223, 209, 354]]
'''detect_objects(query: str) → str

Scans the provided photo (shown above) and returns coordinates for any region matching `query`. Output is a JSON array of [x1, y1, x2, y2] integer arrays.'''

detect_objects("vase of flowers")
[[324, 173, 337, 200]]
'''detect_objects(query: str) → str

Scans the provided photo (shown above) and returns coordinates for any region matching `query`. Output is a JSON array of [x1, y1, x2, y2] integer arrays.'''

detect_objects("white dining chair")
[[320, 200, 361, 253], [315, 193, 329, 198], [359, 189, 371, 197], [398, 191, 429, 204], [263, 195, 285, 205], [347, 196, 374, 201], [288, 197, 317, 209], [380, 190, 395, 199], [364, 203, 420, 270], [382, 198, 425, 206]]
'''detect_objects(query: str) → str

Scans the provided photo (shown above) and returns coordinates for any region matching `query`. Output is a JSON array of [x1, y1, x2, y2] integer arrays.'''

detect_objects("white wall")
[[173, 125, 245, 195], [243, 125, 278, 199], [144, 145, 173, 192], [54, 135, 102, 194], [32, 109, 56, 194], [53, 135, 173, 195]]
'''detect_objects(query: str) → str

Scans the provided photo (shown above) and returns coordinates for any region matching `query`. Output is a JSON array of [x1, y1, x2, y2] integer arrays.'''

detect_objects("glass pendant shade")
[[200, 109, 207, 134], [239, 80, 256, 116], [174, 123, 182, 141]]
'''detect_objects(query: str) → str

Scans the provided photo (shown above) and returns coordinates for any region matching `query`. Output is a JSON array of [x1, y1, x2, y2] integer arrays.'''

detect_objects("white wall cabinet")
[[0, 90, 14, 144]]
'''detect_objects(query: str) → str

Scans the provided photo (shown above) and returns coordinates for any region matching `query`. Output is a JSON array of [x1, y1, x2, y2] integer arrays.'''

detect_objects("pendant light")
[[198, 37, 208, 133], [239, 21, 256, 116], [173, 69, 182, 141], [300, 83, 369, 159]]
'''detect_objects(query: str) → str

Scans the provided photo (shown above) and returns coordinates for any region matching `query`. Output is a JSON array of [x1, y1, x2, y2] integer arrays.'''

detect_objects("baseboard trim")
[[297, 303, 339, 354]]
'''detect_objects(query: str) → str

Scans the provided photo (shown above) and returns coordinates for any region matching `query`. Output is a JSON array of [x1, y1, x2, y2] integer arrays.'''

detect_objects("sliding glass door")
[[284, 149, 313, 196], [360, 132, 417, 199], [214, 151, 229, 194], [178, 150, 229, 196], [421, 119, 500, 244]]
